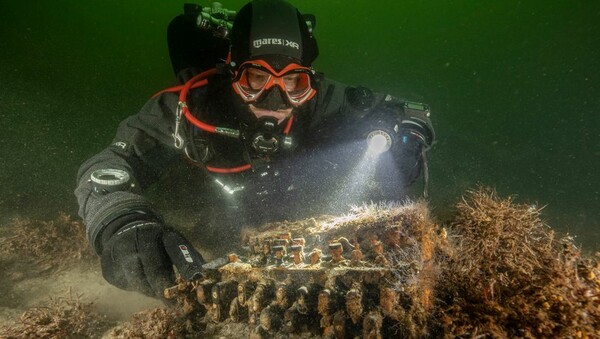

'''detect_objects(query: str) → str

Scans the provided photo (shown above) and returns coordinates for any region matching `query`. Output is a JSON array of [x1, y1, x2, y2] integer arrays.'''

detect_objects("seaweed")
[[0, 189, 598, 338], [0, 213, 96, 276], [437, 187, 600, 338], [0, 290, 113, 339]]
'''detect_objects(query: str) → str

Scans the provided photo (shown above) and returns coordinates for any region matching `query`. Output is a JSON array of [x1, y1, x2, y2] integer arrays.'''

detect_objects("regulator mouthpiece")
[[251, 118, 279, 154], [248, 117, 293, 155], [366, 130, 392, 155]]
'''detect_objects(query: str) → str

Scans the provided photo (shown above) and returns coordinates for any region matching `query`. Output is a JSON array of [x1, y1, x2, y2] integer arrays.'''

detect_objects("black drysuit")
[[75, 72, 434, 257]]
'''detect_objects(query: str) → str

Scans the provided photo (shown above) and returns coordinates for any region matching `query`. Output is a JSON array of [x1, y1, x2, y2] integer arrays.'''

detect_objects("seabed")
[[0, 188, 598, 338]]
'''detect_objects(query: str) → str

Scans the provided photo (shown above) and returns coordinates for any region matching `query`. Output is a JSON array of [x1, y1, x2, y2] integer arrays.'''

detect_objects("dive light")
[[366, 128, 395, 155], [365, 100, 433, 156]]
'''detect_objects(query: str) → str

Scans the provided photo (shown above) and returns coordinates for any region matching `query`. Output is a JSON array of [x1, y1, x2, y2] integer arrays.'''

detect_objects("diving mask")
[[232, 59, 316, 107]]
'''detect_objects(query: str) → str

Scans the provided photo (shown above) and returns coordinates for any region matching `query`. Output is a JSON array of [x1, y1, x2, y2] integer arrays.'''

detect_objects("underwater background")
[[0, 1, 598, 250]]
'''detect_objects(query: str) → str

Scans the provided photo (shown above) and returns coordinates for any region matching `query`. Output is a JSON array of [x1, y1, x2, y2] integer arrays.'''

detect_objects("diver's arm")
[[75, 93, 204, 298], [313, 77, 433, 140], [311, 77, 435, 187], [74, 93, 181, 254]]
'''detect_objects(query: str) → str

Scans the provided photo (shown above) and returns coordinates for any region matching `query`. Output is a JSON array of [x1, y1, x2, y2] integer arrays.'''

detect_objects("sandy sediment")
[[0, 188, 597, 338]]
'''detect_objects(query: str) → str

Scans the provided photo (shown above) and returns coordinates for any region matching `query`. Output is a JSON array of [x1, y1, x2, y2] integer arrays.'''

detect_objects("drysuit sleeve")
[[310, 77, 435, 187], [74, 93, 182, 254]]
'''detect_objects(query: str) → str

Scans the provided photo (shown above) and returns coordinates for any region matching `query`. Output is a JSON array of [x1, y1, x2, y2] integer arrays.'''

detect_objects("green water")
[[1, 1, 598, 250]]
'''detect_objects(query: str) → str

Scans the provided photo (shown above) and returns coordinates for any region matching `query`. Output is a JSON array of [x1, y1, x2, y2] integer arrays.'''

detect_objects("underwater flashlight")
[[90, 168, 131, 195], [366, 129, 394, 155]]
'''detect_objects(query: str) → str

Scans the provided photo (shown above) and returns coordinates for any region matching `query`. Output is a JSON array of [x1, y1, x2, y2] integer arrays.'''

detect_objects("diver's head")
[[230, 0, 319, 122]]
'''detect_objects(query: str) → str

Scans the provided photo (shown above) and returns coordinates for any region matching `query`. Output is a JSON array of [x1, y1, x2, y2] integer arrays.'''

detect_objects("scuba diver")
[[74, 0, 435, 299]]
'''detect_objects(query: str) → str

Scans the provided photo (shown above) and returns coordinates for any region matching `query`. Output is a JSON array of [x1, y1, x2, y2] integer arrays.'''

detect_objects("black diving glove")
[[100, 220, 204, 298]]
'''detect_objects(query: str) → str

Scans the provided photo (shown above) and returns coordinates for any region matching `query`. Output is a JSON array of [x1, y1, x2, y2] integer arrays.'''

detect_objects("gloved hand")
[[100, 220, 204, 298]]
